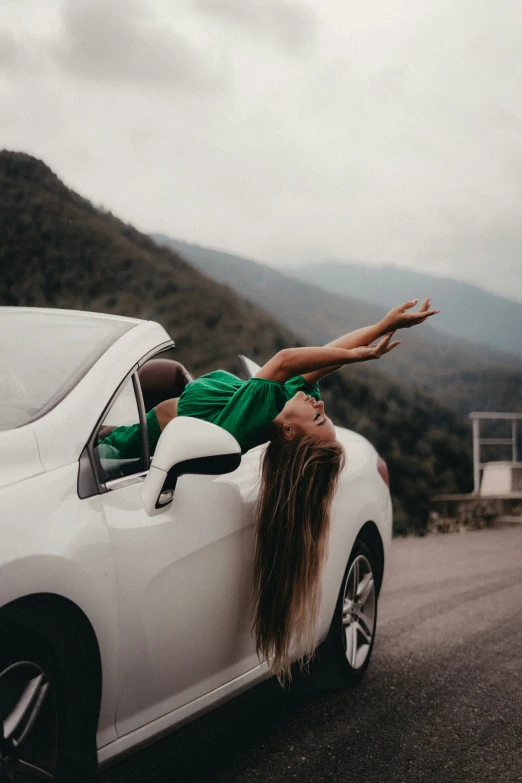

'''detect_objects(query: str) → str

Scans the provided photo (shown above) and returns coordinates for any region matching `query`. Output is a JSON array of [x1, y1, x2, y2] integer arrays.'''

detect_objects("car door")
[[93, 367, 263, 738]]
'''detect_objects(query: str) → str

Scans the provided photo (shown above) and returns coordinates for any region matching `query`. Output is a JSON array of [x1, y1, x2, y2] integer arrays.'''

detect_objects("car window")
[[94, 376, 145, 483]]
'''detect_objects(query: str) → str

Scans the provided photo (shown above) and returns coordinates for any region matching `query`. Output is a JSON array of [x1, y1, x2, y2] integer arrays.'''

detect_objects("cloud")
[[0, 24, 53, 80], [0, 31, 17, 71], [193, 0, 317, 53], [1, 0, 521, 304], [53, 0, 222, 89]]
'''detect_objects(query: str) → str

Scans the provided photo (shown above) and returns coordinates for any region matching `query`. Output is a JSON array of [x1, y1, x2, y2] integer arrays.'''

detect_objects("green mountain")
[[291, 260, 522, 360], [152, 236, 522, 418], [0, 150, 475, 534]]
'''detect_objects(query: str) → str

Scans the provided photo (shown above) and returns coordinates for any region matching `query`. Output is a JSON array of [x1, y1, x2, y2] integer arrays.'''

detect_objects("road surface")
[[99, 526, 522, 783]]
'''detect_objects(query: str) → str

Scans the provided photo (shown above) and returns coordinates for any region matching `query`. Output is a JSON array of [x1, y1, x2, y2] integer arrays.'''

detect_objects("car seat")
[[138, 358, 194, 412]]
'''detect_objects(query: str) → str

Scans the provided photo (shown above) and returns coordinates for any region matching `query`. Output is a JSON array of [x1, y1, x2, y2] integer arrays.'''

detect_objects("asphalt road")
[[98, 526, 522, 783]]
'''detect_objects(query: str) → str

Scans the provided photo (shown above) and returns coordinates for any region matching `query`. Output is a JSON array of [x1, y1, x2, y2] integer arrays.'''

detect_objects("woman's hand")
[[349, 332, 401, 362], [383, 298, 440, 331]]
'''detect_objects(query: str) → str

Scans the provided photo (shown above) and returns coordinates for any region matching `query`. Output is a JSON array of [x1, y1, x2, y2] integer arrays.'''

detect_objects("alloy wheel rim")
[[341, 554, 376, 670], [0, 660, 58, 781]]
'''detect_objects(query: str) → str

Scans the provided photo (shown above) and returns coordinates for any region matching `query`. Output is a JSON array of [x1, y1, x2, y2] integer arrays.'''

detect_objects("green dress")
[[177, 370, 321, 454], [99, 370, 320, 459]]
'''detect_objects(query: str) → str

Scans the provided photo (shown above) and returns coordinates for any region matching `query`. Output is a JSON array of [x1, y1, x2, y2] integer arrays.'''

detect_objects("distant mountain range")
[[153, 236, 522, 418], [290, 260, 522, 360], [0, 150, 485, 533]]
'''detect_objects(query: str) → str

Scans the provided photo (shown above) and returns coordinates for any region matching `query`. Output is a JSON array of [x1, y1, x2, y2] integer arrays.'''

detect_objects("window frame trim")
[[78, 340, 179, 499], [137, 340, 175, 368], [78, 339, 181, 499], [133, 372, 150, 469], [78, 364, 148, 497]]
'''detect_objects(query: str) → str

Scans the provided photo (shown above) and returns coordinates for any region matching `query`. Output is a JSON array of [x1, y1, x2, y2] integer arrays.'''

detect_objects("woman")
[[102, 297, 439, 679]]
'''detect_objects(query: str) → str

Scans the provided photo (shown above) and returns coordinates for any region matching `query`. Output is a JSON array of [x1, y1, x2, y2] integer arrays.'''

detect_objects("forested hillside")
[[0, 150, 474, 533], [154, 236, 522, 417]]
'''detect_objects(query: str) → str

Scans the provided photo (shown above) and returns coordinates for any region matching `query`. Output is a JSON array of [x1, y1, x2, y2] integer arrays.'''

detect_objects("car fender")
[[0, 463, 120, 748]]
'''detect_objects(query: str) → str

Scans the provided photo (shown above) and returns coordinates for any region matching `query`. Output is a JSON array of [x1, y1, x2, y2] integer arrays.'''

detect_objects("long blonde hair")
[[251, 434, 345, 682]]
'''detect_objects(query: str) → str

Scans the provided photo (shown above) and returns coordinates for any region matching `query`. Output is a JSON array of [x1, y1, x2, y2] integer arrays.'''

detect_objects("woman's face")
[[279, 391, 337, 442]]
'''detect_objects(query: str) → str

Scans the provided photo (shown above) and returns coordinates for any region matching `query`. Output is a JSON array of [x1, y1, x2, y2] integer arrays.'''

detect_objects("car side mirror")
[[140, 416, 241, 516]]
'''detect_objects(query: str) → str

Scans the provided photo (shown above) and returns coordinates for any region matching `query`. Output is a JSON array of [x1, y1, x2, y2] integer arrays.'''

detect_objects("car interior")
[[94, 358, 194, 483], [137, 358, 194, 412]]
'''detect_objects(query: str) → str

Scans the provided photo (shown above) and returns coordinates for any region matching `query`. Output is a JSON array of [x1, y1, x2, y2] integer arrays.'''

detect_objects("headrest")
[[138, 359, 193, 411]]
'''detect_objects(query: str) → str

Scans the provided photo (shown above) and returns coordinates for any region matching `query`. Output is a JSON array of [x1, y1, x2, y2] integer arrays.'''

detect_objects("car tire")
[[304, 539, 378, 690], [0, 630, 97, 782]]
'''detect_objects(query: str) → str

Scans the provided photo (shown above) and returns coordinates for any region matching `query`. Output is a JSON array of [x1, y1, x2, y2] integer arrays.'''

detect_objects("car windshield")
[[0, 310, 137, 431]]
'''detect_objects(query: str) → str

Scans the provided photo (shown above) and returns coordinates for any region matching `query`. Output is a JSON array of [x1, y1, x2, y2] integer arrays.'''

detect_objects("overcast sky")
[[1, 0, 521, 303]]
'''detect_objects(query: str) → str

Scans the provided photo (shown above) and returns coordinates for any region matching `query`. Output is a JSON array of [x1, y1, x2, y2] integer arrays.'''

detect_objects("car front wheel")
[[335, 540, 377, 679], [308, 539, 378, 688], [0, 633, 95, 782]]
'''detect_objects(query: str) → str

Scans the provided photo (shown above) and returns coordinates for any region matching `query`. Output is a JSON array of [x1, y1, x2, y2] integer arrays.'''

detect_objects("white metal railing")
[[469, 412, 522, 494]]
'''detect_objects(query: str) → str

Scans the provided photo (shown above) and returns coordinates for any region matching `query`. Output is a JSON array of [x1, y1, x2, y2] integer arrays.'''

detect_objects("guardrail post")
[[472, 417, 480, 495]]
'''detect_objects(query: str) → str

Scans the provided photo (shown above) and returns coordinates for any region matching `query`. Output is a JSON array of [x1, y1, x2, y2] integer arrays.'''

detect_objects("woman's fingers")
[[384, 298, 439, 332], [409, 308, 440, 324], [399, 298, 440, 316], [383, 334, 401, 351], [397, 299, 419, 312], [381, 331, 396, 343], [372, 331, 401, 356]]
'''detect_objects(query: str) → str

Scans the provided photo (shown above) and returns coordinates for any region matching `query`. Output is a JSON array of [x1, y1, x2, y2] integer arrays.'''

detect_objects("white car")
[[0, 307, 392, 781]]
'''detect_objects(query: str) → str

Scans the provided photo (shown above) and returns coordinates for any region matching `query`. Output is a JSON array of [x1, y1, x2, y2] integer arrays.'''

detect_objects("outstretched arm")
[[300, 296, 439, 383], [255, 333, 400, 383], [255, 297, 439, 384]]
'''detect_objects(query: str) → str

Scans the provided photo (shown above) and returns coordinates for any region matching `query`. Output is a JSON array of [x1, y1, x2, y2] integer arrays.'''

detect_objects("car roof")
[[0, 308, 148, 431], [0, 306, 143, 325]]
